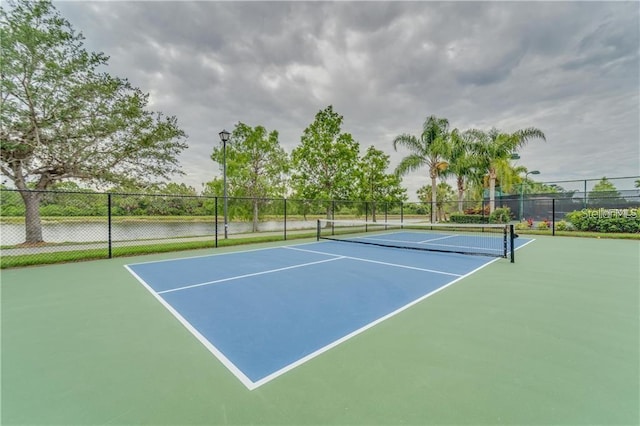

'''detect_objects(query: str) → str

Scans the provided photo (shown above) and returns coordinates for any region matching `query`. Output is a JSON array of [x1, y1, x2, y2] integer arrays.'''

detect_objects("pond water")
[[0, 219, 318, 245]]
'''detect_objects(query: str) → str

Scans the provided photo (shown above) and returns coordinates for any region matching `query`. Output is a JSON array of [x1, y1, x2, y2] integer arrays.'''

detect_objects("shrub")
[[489, 207, 512, 224], [537, 220, 550, 230], [555, 220, 572, 231], [566, 208, 640, 233], [515, 222, 530, 230], [449, 213, 489, 224]]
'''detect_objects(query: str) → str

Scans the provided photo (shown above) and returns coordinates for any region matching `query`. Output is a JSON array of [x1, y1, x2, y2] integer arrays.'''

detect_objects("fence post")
[[108, 193, 112, 259], [214, 197, 218, 248], [552, 198, 556, 236], [400, 203, 404, 229], [365, 202, 369, 232], [283, 198, 287, 241], [482, 199, 486, 223]]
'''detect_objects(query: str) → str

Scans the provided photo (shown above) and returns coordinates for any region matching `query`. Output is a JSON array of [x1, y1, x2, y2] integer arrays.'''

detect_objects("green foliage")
[[489, 207, 512, 223], [555, 220, 572, 231], [212, 122, 289, 199], [449, 213, 489, 224], [416, 182, 455, 221], [515, 222, 530, 230], [587, 177, 626, 208], [291, 106, 360, 203], [537, 220, 550, 230], [393, 115, 451, 222], [566, 208, 639, 233], [472, 127, 546, 210], [1, 0, 187, 242], [357, 146, 407, 204], [0, 0, 188, 190]]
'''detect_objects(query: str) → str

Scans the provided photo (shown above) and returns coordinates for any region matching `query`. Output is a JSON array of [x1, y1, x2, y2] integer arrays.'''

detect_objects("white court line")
[[417, 234, 458, 243], [125, 265, 256, 390], [157, 256, 345, 294], [125, 237, 537, 391], [283, 246, 462, 277], [249, 253, 505, 389]]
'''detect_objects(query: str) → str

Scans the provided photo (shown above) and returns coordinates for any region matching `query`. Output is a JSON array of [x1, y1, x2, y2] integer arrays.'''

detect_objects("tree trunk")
[[20, 191, 45, 243], [457, 176, 464, 213], [431, 175, 437, 223], [489, 170, 496, 213]]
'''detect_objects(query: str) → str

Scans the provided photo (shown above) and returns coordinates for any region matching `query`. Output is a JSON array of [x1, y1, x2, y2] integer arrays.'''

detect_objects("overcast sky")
[[54, 0, 639, 199]]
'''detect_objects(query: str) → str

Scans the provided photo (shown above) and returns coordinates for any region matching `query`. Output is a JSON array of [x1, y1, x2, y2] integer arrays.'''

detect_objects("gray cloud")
[[53, 0, 639, 198]]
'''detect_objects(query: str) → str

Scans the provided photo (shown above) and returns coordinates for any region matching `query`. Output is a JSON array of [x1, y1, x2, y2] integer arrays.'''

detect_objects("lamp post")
[[520, 170, 540, 220], [219, 129, 231, 239]]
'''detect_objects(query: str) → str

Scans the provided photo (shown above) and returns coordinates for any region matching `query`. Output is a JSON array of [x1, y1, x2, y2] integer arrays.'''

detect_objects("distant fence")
[[1, 188, 638, 267], [538, 176, 639, 193]]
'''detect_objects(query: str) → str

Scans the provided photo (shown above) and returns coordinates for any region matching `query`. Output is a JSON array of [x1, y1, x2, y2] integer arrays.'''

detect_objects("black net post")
[[510, 224, 515, 263], [316, 219, 321, 241]]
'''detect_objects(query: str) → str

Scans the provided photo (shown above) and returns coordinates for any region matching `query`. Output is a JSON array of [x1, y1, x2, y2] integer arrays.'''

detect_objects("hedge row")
[[566, 208, 639, 233]]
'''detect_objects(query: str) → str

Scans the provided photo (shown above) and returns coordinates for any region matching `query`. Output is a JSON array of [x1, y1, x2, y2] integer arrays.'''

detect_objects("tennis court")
[[2, 230, 638, 425], [125, 223, 530, 390]]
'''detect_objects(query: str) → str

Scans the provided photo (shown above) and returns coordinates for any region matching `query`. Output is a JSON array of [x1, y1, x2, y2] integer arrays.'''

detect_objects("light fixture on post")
[[520, 170, 540, 220], [219, 129, 231, 239]]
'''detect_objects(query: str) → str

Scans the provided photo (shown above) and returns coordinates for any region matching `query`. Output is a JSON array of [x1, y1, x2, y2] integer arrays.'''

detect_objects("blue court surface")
[[126, 235, 531, 390]]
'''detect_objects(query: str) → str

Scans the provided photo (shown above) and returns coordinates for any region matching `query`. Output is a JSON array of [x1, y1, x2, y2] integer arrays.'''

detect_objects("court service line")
[[417, 234, 458, 243], [250, 254, 503, 389], [283, 246, 462, 277], [157, 256, 345, 294]]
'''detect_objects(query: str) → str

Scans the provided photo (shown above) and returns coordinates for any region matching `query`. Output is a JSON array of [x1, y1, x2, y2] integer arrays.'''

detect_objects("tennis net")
[[316, 219, 516, 262]]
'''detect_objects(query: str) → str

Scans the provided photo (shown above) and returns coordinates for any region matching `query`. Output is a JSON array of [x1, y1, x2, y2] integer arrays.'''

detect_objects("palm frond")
[[394, 154, 427, 176], [392, 134, 421, 153]]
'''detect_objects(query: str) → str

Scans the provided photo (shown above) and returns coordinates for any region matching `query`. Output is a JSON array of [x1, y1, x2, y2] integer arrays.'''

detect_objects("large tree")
[[357, 145, 407, 221], [474, 127, 546, 212], [0, 0, 187, 243], [291, 105, 360, 217], [393, 115, 450, 223], [211, 122, 289, 231]]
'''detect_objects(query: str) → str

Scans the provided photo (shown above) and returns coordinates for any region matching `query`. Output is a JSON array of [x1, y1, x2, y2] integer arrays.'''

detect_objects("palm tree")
[[475, 127, 546, 212], [393, 115, 450, 223], [446, 129, 485, 212]]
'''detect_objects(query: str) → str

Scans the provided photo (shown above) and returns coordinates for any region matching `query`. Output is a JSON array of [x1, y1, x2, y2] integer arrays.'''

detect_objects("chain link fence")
[[1, 188, 638, 267]]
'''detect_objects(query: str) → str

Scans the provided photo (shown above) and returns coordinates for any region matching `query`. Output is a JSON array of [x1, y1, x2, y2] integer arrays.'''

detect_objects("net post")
[[510, 224, 515, 263], [316, 219, 321, 241]]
